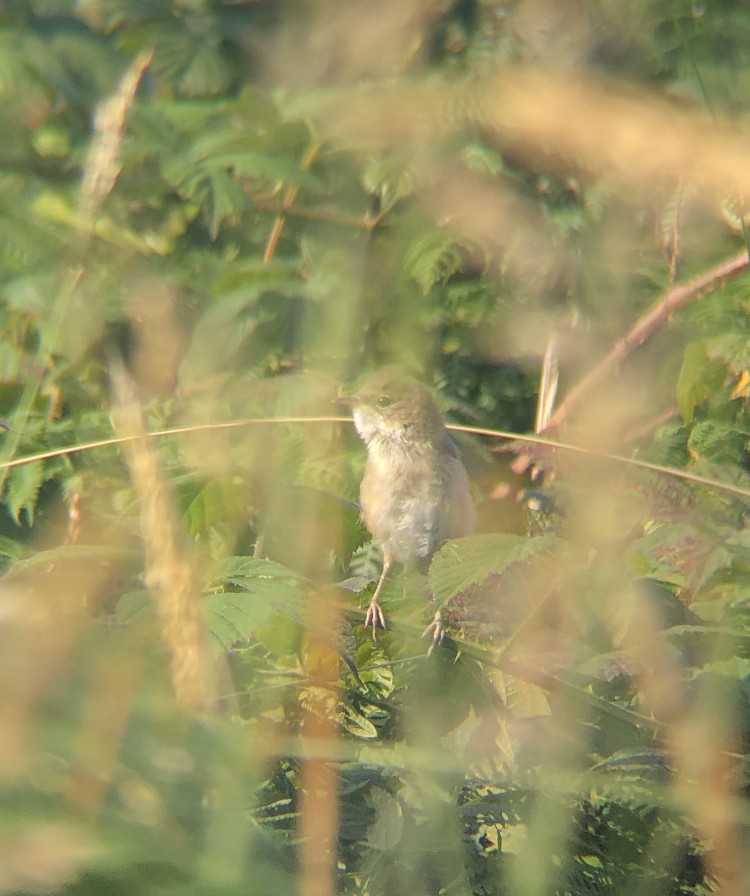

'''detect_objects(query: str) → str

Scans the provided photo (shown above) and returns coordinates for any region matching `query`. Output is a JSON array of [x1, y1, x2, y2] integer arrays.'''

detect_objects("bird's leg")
[[423, 608, 445, 654], [364, 553, 390, 639]]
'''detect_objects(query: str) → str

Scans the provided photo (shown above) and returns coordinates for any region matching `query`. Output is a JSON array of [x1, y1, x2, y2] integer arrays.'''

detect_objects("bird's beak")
[[335, 387, 356, 408]]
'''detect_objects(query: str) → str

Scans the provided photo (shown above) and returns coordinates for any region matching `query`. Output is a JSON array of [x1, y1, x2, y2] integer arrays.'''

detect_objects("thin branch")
[[547, 249, 750, 430], [263, 141, 321, 263]]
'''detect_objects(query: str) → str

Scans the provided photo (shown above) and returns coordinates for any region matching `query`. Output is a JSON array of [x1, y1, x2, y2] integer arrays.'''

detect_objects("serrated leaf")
[[629, 524, 713, 588], [185, 478, 250, 536], [204, 151, 319, 189], [6, 459, 45, 525], [0, 534, 24, 561], [205, 169, 245, 239], [212, 259, 302, 297], [503, 673, 551, 719], [361, 156, 418, 212], [676, 341, 725, 422], [460, 141, 504, 176], [256, 611, 302, 656], [403, 231, 464, 295], [208, 556, 307, 647], [695, 545, 735, 590], [179, 289, 264, 379], [204, 610, 246, 652], [687, 420, 749, 465], [212, 556, 306, 594], [4, 273, 57, 314], [429, 533, 563, 608], [177, 39, 231, 97], [139, 25, 231, 98], [705, 332, 750, 370], [203, 591, 274, 652]]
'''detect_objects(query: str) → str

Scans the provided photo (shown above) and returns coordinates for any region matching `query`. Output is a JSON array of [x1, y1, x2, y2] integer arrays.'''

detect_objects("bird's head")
[[340, 367, 445, 448]]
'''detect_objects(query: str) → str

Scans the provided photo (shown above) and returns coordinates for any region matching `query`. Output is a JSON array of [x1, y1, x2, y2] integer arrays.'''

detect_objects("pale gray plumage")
[[348, 368, 475, 640]]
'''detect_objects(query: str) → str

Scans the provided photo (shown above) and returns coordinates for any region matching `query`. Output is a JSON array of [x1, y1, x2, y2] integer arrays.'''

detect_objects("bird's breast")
[[359, 442, 474, 564]]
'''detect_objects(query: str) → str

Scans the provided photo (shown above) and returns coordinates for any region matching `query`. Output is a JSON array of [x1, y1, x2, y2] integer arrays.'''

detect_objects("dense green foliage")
[[1, 1, 750, 894]]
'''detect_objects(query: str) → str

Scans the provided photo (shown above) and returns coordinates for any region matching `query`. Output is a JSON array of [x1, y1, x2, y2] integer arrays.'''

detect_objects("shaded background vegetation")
[[1, 1, 750, 894]]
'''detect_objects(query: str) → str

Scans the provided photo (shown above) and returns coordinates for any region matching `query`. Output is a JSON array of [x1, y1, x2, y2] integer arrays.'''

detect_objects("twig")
[[546, 249, 750, 430], [263, 141, 321, 264]]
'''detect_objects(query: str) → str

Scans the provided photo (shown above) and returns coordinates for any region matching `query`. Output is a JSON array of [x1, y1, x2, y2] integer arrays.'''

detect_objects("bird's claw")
[[423, 611, 445, 656], [364, 599, 386, 640]]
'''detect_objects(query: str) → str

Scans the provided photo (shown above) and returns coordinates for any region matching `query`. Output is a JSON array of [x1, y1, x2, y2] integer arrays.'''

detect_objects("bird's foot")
[[364, 598, 386, 640], [423, 610, 445, 655]]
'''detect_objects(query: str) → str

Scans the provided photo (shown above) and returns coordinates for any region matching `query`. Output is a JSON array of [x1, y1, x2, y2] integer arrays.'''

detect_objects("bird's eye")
[[376, 394, 394, 409]]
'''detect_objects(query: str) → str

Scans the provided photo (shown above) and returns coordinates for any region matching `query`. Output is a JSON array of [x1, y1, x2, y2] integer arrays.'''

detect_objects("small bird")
[[344, 367, 475, 642]]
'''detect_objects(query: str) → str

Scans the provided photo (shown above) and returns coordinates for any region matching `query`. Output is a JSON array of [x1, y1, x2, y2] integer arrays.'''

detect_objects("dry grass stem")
[[80, 49, 153, 218], [546, 249, 750, 429], [110, 364, 211, 712], [329, 65, 750, 205]]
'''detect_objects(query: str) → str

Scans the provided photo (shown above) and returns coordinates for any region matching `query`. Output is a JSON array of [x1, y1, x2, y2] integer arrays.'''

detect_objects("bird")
[[343, 367, 475, 643]]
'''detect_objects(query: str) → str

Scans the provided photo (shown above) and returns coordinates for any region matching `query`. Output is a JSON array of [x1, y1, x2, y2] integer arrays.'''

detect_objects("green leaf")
[[497, 672, 551, 719], [211, 556, 307, 598], [256, 611, 302, 656], [177, 38, 231, 97], [687, 420, 749, 465], [0, 342, 22, 381], [206, 169, 246, 238], [4, 273, 57, 315], [366, 789, 404, 850], [212, 259, 302, 297], [341, 704, 379, 739], [185, 478, 251, 537], [6, 459, 45, 525], [429, 533, 564, 608], [179, 289, 265, 379], [676, 341, 726, 422], [203, 591, 274, 652], [115, 589, 153, 625], [460, 141, 504, 176], [131, 23, 231, 98], [208, 558, 307, 633], [7, 544, 142, 578], [361, 156, 418, 212], [0, 534, 24, 561], [629, 524, 712, 588], [403, 231, 465, 295], [705, 332, 750, 370]]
